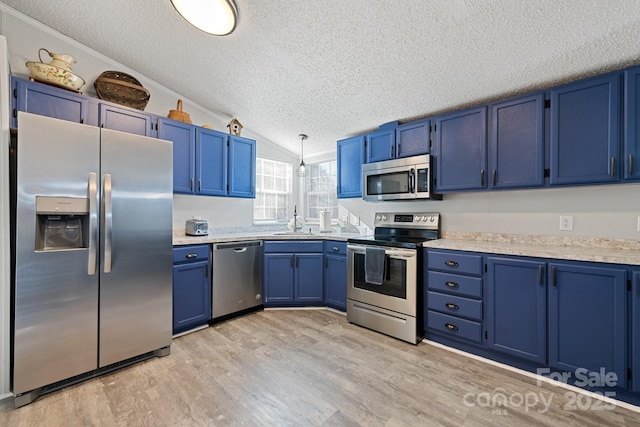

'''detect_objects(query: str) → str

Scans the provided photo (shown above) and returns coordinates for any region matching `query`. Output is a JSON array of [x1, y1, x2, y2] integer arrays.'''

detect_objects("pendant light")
[[171, 0, 238, 36], [296, 134, 308, 177]]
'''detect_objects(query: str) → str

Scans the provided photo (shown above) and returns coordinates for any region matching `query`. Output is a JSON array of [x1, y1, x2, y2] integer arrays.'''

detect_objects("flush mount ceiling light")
[[296, 134, 309, 177], [171, 0, 238, 36]]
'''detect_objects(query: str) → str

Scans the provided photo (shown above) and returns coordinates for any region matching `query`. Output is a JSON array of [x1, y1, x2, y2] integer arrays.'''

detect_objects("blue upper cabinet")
[[337, 135, 365, 198], [396, 119, 430, 158], [228, 135, 256, 198], [486, 256, 546, 365], [366, 128, 396, 163], [435, 106, 487, 192], [548, 262, 627, 388], [624, 66, 640, 180], [197, 128, 228, 196], [549, 74, 621, 185], [158, 118, 196, 194], [12, 76, 88, 127], [489, 94, 545, 189], [99, 103, 157, 137]]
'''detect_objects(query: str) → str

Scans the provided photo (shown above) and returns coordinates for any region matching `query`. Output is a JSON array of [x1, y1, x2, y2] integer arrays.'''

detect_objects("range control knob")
[[422, 216, 428, 222], [382, 215, 388, 221], [429, 216, 435, 222], [376, 215, 382, 221]]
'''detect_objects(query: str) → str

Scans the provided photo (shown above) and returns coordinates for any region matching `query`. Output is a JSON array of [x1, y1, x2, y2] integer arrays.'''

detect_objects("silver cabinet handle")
[[445, 281, 459, 288], [332, 246, 340, 252], [480, 169, 485, 185], [103, 174, 113, 273], [492, 169, 497, 186], [198, 179, 202, 192], [445, 303, 459, 310], [610, 157, 615, 178], [629, 154, 634, 176], [390, 144, 394, 159], [445, 260, 458, 267], [186, 253, 198, 259], [445, 323, 459, 331], [88, 173, 98, 275]]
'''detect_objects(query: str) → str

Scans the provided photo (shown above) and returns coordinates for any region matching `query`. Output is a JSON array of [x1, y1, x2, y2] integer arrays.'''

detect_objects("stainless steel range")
[[347, 212, 440, 344]]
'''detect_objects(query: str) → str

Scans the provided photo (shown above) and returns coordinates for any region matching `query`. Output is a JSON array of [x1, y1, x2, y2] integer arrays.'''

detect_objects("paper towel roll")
[[320, 210, 332, 232]]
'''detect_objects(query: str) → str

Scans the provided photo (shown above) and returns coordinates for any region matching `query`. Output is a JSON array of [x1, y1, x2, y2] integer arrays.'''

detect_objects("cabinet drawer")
[[427, 271, 482, 299], [173, 245, 210, 264], [264, 240, 323, 253], [324, 241, 347, 256], [427, 291, 482, 321], [428, 250, 483, 276], [427, 310, 482, 343]]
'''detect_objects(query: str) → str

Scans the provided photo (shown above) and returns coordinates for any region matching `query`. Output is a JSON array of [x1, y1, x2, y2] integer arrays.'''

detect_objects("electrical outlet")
[[559, 215, 574, 231]]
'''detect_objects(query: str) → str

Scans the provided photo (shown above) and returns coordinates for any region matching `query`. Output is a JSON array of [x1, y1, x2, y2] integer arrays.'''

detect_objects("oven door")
[[347, 243, 417, 316], [362, 164, 416, 202]]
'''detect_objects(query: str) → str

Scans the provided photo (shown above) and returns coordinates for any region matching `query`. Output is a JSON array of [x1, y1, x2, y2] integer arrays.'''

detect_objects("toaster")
[[185, 219, 209, 236]]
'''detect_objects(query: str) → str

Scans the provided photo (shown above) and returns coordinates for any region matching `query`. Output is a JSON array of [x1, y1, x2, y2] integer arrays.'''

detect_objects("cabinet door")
[[366, 129, 396, 163], [324, 254, 346, 311], [99, 103, 156, 137], [158, 118, 196, 194], [295, 253, 324, 302], [486, 257, 546, 364], [632, 271, 640, 392], [396, 120, 430, 158], [173, 260, 211, 334], [13, 77, 88, 127], [264, 254, 294, 303], [624, 66, 640, 180], [337, 135, 365, 198], [435, 107, 487, 192], [548, 262, 627, 388], [228, 135, 256, 198], [549, 74, 621, 185], [197, 128, 227, 196], [490, 94, 545, 189]]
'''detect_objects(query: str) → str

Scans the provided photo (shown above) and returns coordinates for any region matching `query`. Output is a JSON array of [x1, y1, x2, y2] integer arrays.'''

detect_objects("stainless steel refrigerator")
[[12, 112, 173, 406]]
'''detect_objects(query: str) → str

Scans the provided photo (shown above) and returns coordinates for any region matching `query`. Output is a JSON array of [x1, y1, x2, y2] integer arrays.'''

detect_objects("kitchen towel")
[[365, 247, 386, 285]]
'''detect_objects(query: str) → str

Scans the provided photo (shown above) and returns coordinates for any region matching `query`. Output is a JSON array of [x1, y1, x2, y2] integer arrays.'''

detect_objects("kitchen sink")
[[273, 231, 313, 235]]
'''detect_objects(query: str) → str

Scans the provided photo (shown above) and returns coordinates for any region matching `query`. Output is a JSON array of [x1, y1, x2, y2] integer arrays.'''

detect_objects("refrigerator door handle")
[[88, 173, 98, 275], [103, 173, 113, 273]]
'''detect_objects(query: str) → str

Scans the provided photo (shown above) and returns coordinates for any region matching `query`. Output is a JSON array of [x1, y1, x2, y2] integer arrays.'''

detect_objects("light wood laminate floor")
[[1, 309, 639, 426]]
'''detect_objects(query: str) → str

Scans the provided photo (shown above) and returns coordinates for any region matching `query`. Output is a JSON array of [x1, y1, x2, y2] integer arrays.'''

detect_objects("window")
[[305, 160, 338, 219], [253, 158, 292, 221]]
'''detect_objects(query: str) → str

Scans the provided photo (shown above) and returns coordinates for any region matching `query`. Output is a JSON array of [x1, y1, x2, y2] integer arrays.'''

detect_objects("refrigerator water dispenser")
[[35, 196, 89, 250]]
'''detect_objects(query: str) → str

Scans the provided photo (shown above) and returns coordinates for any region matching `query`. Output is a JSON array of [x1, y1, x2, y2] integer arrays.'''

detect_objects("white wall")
[[340, 183, 640, 239]]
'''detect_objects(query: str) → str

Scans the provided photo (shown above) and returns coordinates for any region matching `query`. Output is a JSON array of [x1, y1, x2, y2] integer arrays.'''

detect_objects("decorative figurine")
[[227, 118, 243, 136]]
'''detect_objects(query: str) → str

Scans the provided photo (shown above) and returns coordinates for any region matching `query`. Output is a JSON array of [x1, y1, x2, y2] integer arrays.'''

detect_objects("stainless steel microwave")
[[362, 154, 441, 201]]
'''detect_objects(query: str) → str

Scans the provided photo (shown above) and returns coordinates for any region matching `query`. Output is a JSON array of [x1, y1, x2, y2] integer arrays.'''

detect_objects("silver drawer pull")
[[445, 281, 459, 288], [332, 246, 340, 252], [445, 303, 459, 310], [445, 323, 459, 331], [445, 260, 458, 267], [186, 253, 198, 259]]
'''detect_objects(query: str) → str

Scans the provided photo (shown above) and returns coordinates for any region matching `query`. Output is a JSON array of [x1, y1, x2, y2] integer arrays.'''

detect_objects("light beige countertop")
[[173, 230, 363, 246], [423, 232, 640, 266]]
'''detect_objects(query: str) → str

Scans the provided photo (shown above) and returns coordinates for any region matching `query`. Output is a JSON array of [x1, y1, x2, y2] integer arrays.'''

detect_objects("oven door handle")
[[347, 244, 416, 259]]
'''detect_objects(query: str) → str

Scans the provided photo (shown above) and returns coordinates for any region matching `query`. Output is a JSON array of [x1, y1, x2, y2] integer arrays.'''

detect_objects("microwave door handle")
[[409, 168, 416, 193]]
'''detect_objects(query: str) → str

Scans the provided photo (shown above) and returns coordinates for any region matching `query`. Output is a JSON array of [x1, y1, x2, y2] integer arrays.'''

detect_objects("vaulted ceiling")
[[3, 1, 640, 155]]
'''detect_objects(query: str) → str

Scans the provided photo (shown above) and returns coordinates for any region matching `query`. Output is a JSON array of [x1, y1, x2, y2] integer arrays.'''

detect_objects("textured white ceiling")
[[3, 1, 640, 155]]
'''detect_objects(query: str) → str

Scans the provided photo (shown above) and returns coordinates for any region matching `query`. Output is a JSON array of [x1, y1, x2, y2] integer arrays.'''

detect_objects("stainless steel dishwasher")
[[211, 240, 263, 319]]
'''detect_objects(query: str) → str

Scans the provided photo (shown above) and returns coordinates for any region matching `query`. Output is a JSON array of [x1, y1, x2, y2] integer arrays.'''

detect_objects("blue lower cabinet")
[[172, 245, 211, 334], [548, 262, 627, 388], [632, 271, 640, 392], [263, 241, 324, 306], [486, 257, 547, 364], [324, 241, 347, 311]]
